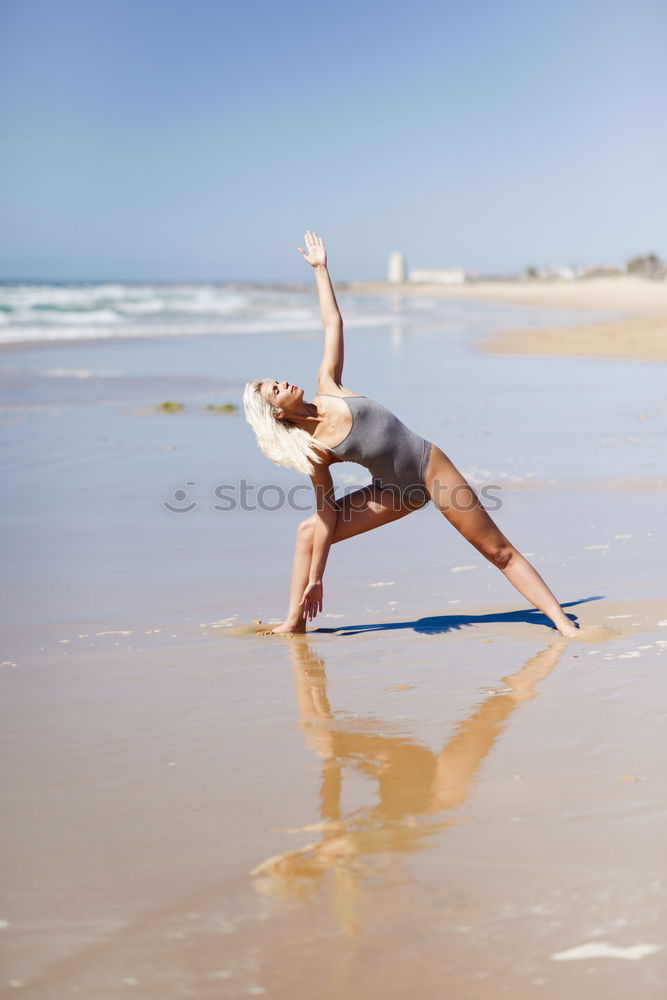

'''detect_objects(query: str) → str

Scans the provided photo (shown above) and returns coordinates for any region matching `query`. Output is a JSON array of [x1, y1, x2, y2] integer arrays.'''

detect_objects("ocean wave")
[[14, 308, 124, 326], [0, 283, 253, 321], [0, 281, 437, 345]]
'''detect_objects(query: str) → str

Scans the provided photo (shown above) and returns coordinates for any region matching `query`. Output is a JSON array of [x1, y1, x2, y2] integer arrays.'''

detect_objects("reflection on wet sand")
[[251, 638, 568, 909]]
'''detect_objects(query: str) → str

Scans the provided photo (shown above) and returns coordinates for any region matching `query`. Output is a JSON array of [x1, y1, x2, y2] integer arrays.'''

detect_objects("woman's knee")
[[483, 543, 515, 570]]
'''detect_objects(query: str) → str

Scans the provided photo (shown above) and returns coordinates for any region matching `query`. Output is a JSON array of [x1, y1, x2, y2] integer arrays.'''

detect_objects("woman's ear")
[[274, 409, 284, 421]]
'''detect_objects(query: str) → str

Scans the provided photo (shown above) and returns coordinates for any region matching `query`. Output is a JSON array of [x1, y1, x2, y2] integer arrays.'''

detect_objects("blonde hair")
[[243, 378, 332, 477]]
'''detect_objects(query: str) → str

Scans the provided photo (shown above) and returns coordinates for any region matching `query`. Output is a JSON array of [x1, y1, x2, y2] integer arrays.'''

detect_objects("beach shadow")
[[312, 596, 605, 637]]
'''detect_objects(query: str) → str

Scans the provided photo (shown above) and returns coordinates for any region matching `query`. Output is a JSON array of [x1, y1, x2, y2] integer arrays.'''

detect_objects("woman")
[[243, 231, 580, 638]]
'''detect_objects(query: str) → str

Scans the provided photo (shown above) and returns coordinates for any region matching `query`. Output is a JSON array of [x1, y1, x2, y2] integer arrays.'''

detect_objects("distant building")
[[626, 254, 666, 279], [409, 267, 467, 285], [534, 265, 578, 281], [387, 252, 407, 283]]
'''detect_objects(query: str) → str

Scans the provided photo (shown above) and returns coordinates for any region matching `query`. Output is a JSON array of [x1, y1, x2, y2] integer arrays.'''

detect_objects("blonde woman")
[[243, 232, 580, 638]]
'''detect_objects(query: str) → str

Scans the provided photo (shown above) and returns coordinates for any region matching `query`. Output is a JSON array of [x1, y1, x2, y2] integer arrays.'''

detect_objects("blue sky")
[[1, 0, 665, 281]]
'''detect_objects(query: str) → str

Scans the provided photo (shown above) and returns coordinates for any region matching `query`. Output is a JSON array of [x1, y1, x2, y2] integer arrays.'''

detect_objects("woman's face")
[[261, 379, 303, 411]]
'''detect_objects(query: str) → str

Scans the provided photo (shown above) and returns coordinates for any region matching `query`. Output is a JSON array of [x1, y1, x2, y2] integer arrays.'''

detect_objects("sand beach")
[[349, 274, 667, 363], [1, 284, 666, 997]]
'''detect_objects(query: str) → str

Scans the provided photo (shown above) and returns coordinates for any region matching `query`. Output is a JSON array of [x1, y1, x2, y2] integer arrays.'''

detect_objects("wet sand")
[[2, 598, 667, 997], [2, 299, 666, 997]]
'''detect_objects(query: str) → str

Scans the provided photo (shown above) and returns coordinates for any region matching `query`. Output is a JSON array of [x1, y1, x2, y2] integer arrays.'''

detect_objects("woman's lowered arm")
[[299, 463, 338, 622]]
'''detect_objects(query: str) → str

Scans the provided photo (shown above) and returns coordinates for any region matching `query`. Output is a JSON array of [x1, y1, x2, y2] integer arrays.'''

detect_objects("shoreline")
[[2, 275, 665, 362], [346, 275, 667, 363]]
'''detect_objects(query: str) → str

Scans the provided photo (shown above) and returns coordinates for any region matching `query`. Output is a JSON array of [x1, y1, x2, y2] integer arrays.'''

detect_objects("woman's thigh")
[[331, 483, 421, 543], [424, 444, 512, 553]]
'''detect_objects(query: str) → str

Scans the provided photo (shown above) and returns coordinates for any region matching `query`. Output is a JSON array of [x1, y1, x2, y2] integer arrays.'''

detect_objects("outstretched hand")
[[297, 230, 327, 268], [300, 579, 323, 622]]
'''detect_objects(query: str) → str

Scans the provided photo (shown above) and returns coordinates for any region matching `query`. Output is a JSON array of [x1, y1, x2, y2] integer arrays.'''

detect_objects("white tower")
[[387, 252, 407, 284]]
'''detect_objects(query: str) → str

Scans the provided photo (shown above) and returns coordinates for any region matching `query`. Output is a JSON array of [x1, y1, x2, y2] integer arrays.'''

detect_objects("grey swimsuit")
[[320, 394, 433, 507]]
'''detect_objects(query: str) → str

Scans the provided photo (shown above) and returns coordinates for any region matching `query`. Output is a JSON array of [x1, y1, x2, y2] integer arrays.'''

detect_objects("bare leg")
[[268, 519, 315, 634], [425, 445, 580, 638], [265, 485, 421, 634]]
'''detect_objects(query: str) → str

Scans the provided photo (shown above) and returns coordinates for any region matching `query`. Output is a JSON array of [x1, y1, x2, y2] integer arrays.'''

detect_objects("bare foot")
[[558, 622, 581, 638], [259, 621, 307, 636]]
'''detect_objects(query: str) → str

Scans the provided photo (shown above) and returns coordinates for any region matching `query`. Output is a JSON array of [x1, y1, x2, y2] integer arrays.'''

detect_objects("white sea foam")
[[551, 941, 661, 961], [17, 308, 123, 326], [42, 368, 122, 378]]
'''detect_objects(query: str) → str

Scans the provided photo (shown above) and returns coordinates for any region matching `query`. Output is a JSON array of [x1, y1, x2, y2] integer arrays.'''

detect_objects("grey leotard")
[[320, 394, 432, 507]]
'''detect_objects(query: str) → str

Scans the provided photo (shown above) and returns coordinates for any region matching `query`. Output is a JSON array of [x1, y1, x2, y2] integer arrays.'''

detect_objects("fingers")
[[301, 601, 318, 622], [299, 584, 322, 621]]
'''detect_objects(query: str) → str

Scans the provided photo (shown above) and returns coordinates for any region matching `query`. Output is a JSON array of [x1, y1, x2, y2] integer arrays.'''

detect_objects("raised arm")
[[298, 231, 344, 387]]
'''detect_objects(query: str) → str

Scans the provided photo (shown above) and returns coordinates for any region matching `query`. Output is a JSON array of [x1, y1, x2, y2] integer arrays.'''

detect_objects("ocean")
[[0, 281, 412, 345]]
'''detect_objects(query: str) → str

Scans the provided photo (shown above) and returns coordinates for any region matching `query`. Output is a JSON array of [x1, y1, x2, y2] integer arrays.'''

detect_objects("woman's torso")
[[313, 391, 432, 503], [312, 390, 362, 458]]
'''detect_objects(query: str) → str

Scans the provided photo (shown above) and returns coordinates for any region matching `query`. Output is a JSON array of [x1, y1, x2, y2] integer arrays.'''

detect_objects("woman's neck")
[[283, 400, 321, 435]]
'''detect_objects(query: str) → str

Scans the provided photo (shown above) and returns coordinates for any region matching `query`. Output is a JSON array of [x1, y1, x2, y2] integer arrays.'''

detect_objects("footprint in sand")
[[225, 620, 278, 637], [226, 619, 308, 637], [573, 624, 623, 644]]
